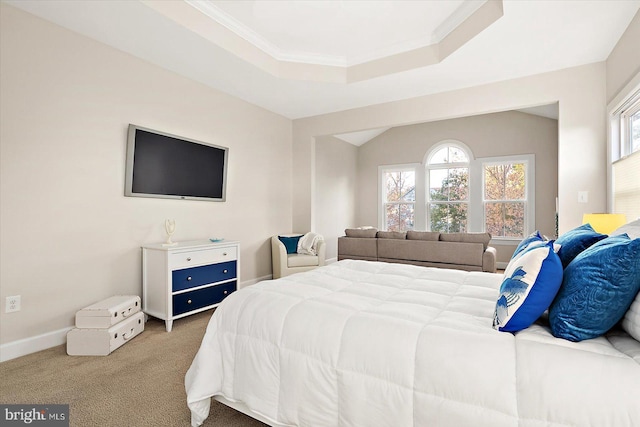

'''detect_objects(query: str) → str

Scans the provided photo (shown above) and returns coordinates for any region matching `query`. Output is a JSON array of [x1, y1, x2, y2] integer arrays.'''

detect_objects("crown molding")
[[186, 0, 494, 68]]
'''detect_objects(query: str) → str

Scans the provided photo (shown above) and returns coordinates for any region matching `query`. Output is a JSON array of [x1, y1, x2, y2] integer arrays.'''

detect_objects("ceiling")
[[6, 0, 639, 121]]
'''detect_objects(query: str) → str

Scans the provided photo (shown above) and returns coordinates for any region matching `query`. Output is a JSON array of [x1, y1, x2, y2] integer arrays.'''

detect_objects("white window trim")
[[378, 163, 423, 231], [473, 154, 535, 242], [607, 72, 640, 211], [424, 140, 472, 233], [378, 149, 535, 241]]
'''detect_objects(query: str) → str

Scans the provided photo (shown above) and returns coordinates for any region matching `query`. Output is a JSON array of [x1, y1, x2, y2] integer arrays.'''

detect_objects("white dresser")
[[142, 240, 240, 332]]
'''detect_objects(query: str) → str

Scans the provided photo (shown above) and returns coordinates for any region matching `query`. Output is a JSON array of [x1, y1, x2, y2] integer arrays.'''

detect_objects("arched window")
[[425, 141, 471, 233]]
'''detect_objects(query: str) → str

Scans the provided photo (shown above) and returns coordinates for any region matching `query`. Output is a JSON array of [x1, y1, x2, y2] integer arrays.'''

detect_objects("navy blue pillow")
[[278, 235, 301, 254], [549, 234, 640, 342], [555, 223, 606, 268], [493, 240, 563, 332], [512, 231, 544, 259]]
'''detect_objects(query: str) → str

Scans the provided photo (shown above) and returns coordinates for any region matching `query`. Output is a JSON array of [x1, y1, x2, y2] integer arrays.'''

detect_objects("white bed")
[[185, 259, 640, 427]]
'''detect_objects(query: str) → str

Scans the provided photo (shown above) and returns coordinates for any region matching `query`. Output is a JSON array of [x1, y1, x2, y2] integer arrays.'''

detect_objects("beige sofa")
[[338, 229, 497, 273]]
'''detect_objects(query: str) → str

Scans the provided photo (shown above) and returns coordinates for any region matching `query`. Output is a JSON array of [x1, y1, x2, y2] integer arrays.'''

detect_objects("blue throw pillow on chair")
[[549, 233, 640, 342], [555, 223, 606, 268], [278, 235, 302, 254]]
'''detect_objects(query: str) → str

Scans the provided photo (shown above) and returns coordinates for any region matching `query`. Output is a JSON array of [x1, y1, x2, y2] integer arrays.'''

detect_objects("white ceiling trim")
[[7, 0, 638, 119], [184, 0, 499, 70], [432, 0, 488, 43], [185, 0, 350, 67], [334, 127, 391, 146]]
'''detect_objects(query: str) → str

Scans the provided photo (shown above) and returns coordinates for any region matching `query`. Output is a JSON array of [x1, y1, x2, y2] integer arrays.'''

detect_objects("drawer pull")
[[123, 329, 135, 341], [223, 290, 228, 295], [187, 299, 192, 304], [223, 269, 228, 274], [223, 252, 227, 256], [186, 257, 192, 262], [187, 276, 192, 281]]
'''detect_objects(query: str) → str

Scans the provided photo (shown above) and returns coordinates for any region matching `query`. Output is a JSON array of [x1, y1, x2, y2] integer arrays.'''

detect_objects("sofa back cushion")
[[345, 228, 378, 238], [440, 232, 491, 250], [377, 231, 406, 239], [406, 231, 440, 241]]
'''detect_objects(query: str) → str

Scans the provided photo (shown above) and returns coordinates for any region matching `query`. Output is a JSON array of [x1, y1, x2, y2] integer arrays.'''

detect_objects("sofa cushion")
[[549, 233, 640, 342], [345, 228, 378, 238], [406, 231, 440, 241], [377, 231, 406, 239], [440, 232, 491, 250]]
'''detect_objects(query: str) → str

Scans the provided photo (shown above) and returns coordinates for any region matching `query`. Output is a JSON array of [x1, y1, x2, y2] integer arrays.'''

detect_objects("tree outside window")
[[484, 162, 526, 238], [427, 145, 469, 233], [383, 170, 415, 231]]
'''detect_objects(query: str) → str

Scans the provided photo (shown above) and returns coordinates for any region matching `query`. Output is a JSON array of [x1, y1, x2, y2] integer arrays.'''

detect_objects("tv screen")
[[124, 125, 228, 202]]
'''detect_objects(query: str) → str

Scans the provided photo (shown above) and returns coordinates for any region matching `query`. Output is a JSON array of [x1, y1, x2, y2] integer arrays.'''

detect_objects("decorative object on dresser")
[[142, 240, 239, 332], [67, 295, 144, 356], [163, 219, 177, 246]]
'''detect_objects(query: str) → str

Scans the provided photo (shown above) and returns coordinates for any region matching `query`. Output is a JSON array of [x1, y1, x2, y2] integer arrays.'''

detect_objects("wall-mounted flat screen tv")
[[124, 124, 228, 202]]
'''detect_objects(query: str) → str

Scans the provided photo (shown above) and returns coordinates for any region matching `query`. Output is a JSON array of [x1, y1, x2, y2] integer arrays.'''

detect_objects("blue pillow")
[[278, 235, 302, 254], [549, 234, 640, 342], [512, 231, 544, 259], [493, 240, 563, 332], [555, 223, 606, 268]]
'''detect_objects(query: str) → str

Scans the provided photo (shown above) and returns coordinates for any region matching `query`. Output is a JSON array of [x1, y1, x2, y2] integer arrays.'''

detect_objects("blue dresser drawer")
[[172, 261, 236, 292], [172, 281, 236, 316]]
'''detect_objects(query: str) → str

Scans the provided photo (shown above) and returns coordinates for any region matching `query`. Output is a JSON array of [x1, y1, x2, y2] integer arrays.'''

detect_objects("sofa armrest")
[[483, 246, 497, 273]]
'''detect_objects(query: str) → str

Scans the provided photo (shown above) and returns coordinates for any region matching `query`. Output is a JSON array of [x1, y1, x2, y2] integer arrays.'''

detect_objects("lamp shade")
[[582, 213, 627, 234]]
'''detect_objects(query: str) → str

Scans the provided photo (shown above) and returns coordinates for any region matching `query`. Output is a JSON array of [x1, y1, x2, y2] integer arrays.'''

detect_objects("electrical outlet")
[[6, 295, 21, 313]]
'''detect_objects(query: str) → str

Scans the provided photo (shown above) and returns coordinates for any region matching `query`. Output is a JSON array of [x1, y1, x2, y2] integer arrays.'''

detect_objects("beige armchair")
[[271, 234, 326, 279]]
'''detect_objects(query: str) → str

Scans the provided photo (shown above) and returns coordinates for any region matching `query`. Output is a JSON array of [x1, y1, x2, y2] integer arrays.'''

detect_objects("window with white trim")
[[483, 161, 528, 238], [378, 146, 535, 240], [426, 144, 469, 233], [622, 97, 640, 155], [380, 166, 416, 231]]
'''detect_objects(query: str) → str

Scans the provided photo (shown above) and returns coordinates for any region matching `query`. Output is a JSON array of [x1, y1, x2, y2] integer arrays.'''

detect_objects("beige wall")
[[315, 136, 358, 260], [293, 63, 607, 242], [354, 111, 558, 265], [0, 5, 292, 347], [606, 10, 640, 103]]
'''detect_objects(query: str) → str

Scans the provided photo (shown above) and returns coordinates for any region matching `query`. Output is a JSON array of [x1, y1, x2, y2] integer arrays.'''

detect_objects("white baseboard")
[[0, 326, 72, 362], [239, 274, 272, 288], [1, 272, 317, 362]]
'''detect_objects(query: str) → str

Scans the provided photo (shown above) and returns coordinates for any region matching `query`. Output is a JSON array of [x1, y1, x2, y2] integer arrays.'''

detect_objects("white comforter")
[[185, 260, 640, 427]]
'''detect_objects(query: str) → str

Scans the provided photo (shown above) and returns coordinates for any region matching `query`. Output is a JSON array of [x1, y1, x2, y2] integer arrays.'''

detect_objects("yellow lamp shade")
[[582, 213, 627, 234]]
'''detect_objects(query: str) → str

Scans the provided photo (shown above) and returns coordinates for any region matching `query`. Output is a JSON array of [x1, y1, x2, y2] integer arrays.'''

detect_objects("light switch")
[[578, 191, 588, 203]]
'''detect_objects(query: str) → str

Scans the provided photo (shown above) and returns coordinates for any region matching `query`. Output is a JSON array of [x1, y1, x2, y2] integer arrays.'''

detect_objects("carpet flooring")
[[0, 309, 267, 427]]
